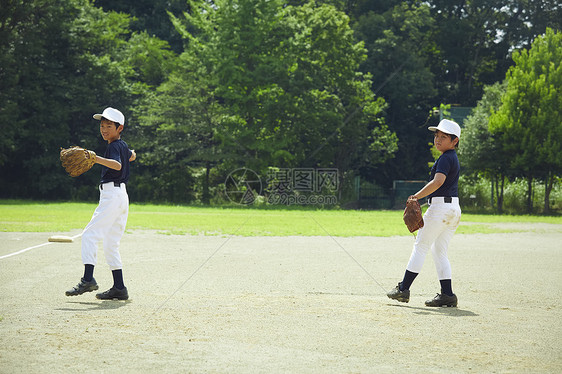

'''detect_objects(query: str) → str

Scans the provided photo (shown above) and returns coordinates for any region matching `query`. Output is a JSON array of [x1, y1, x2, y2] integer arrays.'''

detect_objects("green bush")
[[459, 175, 561, 214], [458, 175, 492, 211]]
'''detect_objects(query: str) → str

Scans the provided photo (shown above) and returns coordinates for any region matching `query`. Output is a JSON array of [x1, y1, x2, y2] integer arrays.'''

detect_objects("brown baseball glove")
[[403, 196, 424, 233], [60, 146, 97, 177]]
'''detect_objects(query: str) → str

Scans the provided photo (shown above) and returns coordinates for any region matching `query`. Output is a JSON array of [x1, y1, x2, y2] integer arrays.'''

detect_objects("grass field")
[[1, 200, 561, 236]]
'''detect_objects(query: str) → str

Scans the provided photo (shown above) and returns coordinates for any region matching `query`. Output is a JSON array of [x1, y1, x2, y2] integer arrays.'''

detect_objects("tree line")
[[460, 28, 561, 214], [0, 0, 560, 211]]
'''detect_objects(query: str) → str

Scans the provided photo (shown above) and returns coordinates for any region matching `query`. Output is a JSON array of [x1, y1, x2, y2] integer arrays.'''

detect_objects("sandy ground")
[[0, 225, 561, 373]]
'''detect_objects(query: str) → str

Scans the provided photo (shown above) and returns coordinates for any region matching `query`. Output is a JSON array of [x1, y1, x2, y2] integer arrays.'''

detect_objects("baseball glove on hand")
[[403, 196, 424, 233], [60, 146, 96, 177]]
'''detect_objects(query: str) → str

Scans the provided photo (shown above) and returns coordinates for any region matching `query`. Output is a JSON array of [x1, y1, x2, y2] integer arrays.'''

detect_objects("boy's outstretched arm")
[[95, 155, 122, 171]]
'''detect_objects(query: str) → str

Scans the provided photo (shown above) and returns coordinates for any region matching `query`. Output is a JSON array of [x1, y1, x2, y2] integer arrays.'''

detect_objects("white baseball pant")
[[406, 197, 461, 279], [81, 182, 129, 270]]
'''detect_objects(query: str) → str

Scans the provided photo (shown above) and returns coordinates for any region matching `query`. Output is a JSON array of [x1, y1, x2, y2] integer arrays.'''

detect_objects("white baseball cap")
[[93, 107, 125, 126], [428, 119, 461, 138]]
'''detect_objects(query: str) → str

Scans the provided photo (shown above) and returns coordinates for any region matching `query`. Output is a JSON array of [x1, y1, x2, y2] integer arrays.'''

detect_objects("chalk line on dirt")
[[0, 233, 83, 260]]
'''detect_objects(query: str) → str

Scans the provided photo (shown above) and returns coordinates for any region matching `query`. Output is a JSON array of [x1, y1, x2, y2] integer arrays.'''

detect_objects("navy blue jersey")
[[100, 139, 131, 184], [428, 149, 460, 198]]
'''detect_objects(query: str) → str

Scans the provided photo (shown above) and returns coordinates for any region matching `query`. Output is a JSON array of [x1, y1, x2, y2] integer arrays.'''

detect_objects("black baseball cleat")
[[425, 293, 458, 307], [96, 286, 129, 300], [386, 282, 410, 303], [66, 278, 99, 296]]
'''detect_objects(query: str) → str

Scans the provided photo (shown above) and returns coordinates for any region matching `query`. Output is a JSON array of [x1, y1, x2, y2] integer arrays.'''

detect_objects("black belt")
[[100, 181, 122, 190], [428, 197, 452, 204]]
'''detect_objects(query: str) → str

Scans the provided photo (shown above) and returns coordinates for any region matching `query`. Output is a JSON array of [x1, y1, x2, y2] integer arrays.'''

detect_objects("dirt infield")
[[1, 227, 561, 373]]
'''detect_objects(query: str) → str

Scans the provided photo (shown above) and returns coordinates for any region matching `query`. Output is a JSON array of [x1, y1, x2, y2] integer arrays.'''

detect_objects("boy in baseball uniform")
[[387, 119, 462, 307], [66, 107, 136, 300]]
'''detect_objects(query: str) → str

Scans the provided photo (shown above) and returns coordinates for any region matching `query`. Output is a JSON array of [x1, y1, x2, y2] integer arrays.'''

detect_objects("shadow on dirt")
[[388, 303, 479, 317], [56, 300, 131, 311]]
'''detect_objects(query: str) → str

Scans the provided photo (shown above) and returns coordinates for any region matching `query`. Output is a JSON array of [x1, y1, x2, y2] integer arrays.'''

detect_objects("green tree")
[[489, 28, 562, 214], [93, 0, 189, 53], [353, 1, 437, 185], [458, 82, 508, 212], [0, 0, 172, 200], [121, 31, 177, 88], [428, 0, 561, 106], [157, 0, 396, 202], [350, 0, 561, 187], [133, 50, 222, 204], [0, 0, 132, 198]]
